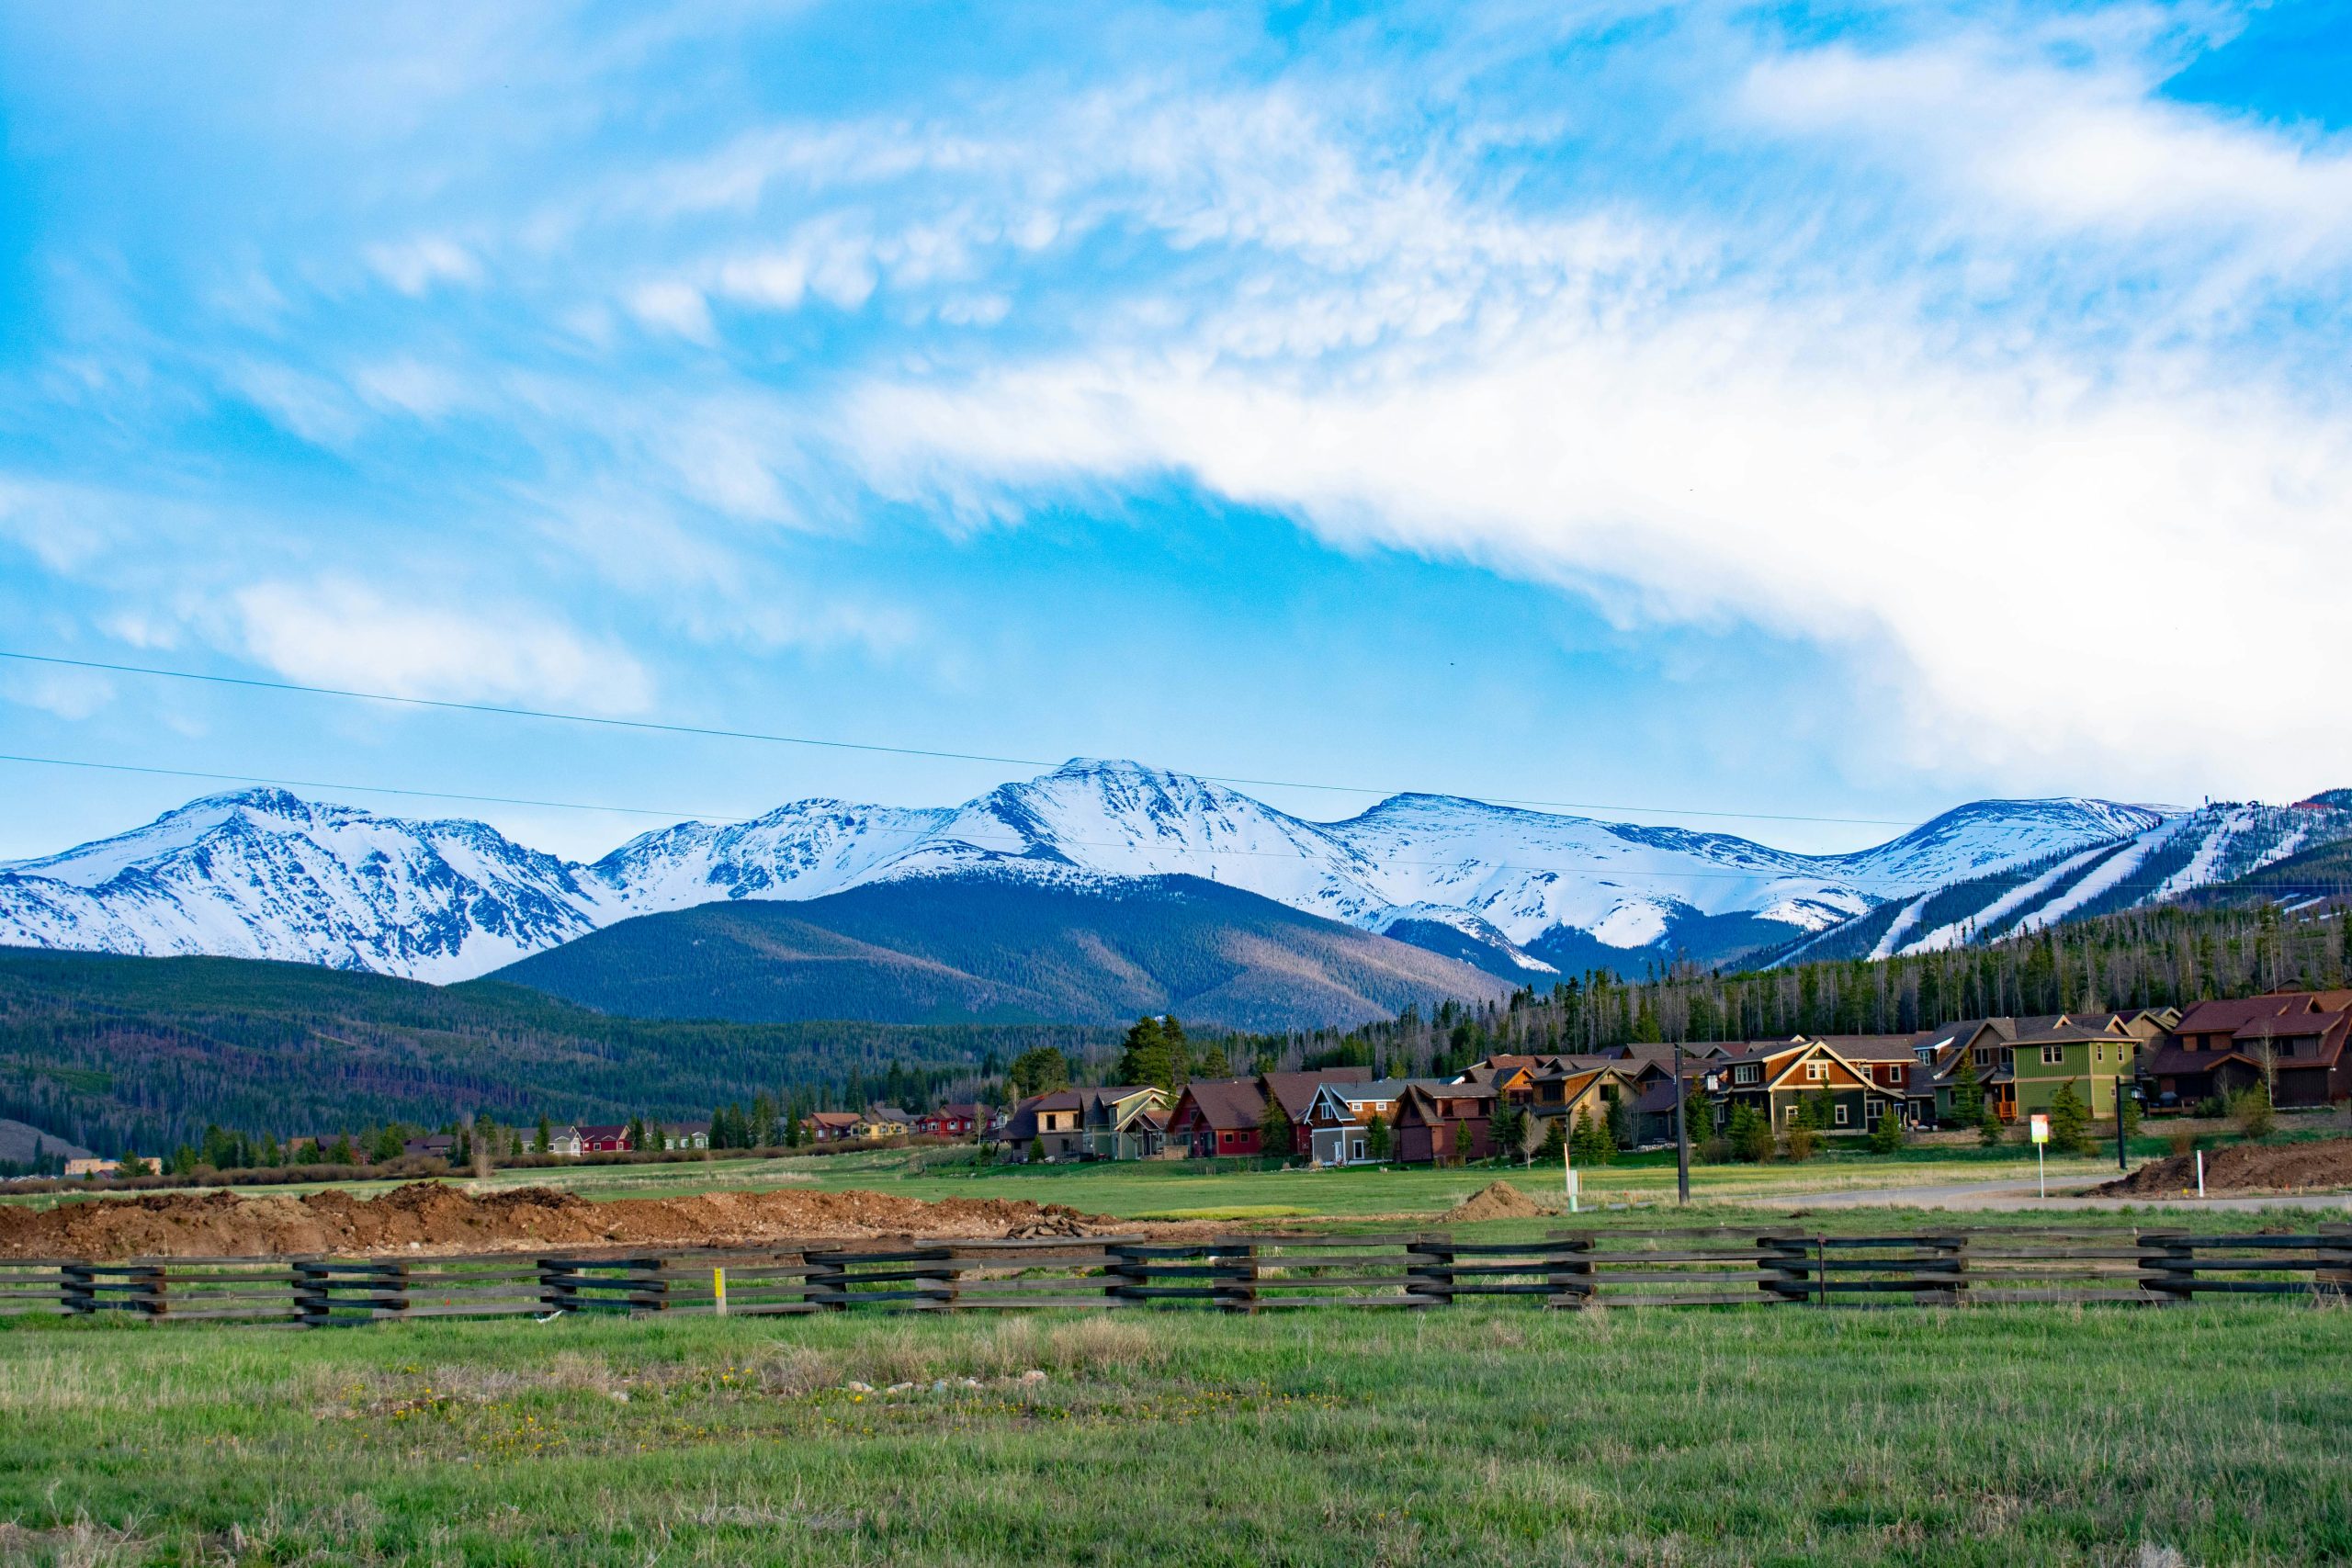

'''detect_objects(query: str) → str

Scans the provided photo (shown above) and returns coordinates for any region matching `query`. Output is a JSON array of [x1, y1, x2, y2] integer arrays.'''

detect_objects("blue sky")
[[2, 0, 2348, 863]]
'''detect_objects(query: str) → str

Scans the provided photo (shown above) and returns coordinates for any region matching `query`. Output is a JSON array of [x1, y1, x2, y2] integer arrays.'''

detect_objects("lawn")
[[3, 1303, 2346, 1565]]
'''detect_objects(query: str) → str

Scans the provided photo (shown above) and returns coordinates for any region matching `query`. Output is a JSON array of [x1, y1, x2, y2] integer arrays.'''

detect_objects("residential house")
[[914, 1103, 981, 1139], [1525, 1064, 1642, 1142], [1393, 1081, 1498, 1164], [2004, 1016, 2145, 1120], [1167, 1077, 1270, 1158], [649, 1121, 710, 1151], [1304, 1078, 1440, 1166], [1705, 1038, 1878, 1134], [855, 1107, 915, 1141], [990, 1086, 1167, 1161], [802, 1111, 864, 1144], [1452, 1055, 1549, 1107], [1812, 1035, 1928, 1128], [1260, 1067, 1372, 1156], [1079, 1086, 1168, 1160], [61, 1157, 119, 1179], [575, 1124, 632, 1154], [2145, 991, 2352, 1110], [401, 1134, 457, 1160], [546, 1125, 586, 1156]]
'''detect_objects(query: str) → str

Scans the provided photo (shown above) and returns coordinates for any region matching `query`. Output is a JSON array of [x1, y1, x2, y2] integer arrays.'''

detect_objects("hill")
[[0, 947, 1109, 1156], [491, 874, 1517, 1032]]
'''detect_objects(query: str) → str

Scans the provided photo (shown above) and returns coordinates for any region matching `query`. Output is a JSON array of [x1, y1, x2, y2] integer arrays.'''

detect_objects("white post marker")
[[2029, 1113, 2050, 1199], [2196, 1148, 2206, 1199], [1563, 1126, 1578, 1214]]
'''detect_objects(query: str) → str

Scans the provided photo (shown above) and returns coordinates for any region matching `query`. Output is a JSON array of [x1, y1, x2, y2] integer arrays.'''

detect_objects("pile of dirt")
[[1442, 1180, 1553, 1222], [2096, 1137, 2352, 1197], [0, 1182, 1118, 1260]]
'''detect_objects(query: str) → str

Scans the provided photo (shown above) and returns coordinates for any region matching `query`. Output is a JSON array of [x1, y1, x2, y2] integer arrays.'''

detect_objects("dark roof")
[[1174, 1077, 1268, 1132], [1261, 1068, 1370, 1119], [1809, 1034, 1919, 1061]]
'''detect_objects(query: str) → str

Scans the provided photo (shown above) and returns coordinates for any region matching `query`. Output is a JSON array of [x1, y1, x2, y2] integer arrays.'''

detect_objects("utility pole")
[[1673, 1038, 1691, 1205]]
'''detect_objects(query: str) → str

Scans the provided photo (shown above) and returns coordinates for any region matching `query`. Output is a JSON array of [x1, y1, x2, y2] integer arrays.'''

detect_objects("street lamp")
[[2117, 1081, 2141, 1173]]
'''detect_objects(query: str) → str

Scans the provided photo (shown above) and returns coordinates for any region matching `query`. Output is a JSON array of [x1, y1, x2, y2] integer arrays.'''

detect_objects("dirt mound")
[[2097, 1138, 2352, 1197], [1443, 1180, 1553, 1222], [0, 1182, 1118, 1260]]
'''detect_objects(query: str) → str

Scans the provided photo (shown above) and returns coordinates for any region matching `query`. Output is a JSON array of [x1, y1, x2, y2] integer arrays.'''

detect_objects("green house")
[[2002, 1020, 2141, 1120]]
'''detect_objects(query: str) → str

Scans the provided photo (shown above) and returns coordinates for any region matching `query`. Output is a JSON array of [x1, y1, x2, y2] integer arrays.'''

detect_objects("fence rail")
[[0, 1226, 2346, 1326]]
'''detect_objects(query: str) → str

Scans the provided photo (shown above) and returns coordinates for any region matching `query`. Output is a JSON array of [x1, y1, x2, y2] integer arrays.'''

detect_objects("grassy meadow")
[[3, 1303, 2348, 1566]]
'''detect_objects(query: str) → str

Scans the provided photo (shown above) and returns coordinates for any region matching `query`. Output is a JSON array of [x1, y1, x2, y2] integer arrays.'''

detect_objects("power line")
[[0, 750, 2272, 895], [0, 649, 1934, 829]]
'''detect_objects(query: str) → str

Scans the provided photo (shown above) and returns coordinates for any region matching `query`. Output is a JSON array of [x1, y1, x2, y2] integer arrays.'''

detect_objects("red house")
[[1393, 1083, 1498, 1165], [1166, 1078, 1267, 1158], [575, 1124, 632, 1153], [914, 1104, 980, 1139]]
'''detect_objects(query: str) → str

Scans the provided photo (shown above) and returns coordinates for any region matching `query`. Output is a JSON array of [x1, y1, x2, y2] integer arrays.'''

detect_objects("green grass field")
[[3, 1303, 2346, 1565]]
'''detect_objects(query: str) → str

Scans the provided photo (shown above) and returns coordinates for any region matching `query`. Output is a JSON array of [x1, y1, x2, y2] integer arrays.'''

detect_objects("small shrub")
[[1781, 1127, 1817, 1162], [2192, 1096, 2226, 1120], [2229, 1082, 2276, 1140], [1698, 1135, 1731, 1166], [1868, 1109, 1905, 1154], [2167, 1129, 2196, 1159], [1977, 1103, 2003, 1147]]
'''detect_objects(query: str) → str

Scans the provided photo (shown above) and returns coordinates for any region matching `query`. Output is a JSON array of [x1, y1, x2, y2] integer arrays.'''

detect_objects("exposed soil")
[[1442, 1180, 1554, 1222], [0, 1181, 1118, 1260], [2096, 1138, 2352, 1197]]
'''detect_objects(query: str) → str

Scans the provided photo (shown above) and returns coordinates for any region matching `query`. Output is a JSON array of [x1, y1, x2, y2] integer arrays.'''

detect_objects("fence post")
[[1105, 1244, 1146, 1308], [806, 1248, 849, 1312], [2138, 1231, 2194, 1306], [1758, 1235, 1811, 1304], [1228, 1243, 1262, 1314], [61, 1263, 94, 1316], [2317, 1224, 2352, 1305], [537, 1258, 573, 1315], [1407, 1233, 1456, 1307], [1922, 1235, 1969, 1307], [1546, 1233, 1596, 1310], [628, 1258, 668, 1314]]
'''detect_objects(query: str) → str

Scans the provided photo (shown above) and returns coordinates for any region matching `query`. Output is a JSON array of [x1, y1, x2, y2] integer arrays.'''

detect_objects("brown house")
[[2146, 991, 2352, 1109], [1166, 1077, 1270, 1158], [1393, 1082, 1498, 1165]]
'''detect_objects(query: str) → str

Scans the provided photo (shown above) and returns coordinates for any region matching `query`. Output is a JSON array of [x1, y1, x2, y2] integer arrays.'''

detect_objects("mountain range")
[[3, 760, 2346, 1029]]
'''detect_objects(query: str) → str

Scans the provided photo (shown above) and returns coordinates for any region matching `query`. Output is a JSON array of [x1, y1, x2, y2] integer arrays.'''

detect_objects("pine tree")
[[1535, 1117, 1566, 1164], [1257, 1092, 1295, 1158], [1365, 1111, 1393, 1162], [1977, 1099, 2003, 1147], [533, 1115, 552, 1155], [2049, 1080, 2092, 1156]]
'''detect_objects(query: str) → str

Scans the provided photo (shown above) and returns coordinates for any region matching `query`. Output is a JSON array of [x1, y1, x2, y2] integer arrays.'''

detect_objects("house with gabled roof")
[[1304, 1078, 1440, 1166], [1259, 1068, 1371, 1156], [1525, 1063, 1640, 1140], [1394, 1081, 1498, 1165], [1703, 1038, 1878, 1134], [2146, 991, 2352, 1110], [1166, 1077, 1270, 1159]]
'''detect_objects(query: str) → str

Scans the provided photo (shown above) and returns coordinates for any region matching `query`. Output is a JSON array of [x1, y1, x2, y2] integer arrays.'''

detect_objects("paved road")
[[1742, 1176, 2352, 1213]]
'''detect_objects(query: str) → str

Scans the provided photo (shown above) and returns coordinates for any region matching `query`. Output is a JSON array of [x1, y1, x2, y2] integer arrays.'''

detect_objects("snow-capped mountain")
[[0, 759, 2287, 987], [0, 789, 604, 982]]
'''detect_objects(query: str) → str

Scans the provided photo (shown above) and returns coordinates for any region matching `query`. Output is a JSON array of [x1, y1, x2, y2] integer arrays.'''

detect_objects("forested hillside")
[[0, 948, 1112, 1156], [492, 874, 1511, 1032]]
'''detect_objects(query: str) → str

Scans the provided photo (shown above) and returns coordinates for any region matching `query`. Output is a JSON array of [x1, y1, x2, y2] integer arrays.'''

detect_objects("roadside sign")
[[2029, 1114, 2050, 1145], [2030, 1114, 2049, 1200]]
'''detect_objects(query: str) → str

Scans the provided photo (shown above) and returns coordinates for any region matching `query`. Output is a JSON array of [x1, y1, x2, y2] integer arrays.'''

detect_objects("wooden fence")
[[1, 1227, 2346, 1325]]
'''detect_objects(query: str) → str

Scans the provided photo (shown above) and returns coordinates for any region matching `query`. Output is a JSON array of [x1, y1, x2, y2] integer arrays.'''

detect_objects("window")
[[1834, 1104, 1849, 1126], [1351, 1138, 1366, 1161], [1804, 1061, 1826, 1082], [1736, 1064, 1761, 1085], [1786, 1104, 1803, 1124], [1974, 1047, 1993, 1067], [2042, 1044, 2065, 1066]]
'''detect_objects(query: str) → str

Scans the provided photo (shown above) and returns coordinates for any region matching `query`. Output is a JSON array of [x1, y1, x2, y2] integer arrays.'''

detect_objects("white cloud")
[[233, 578, 653, 713], [627, 280, 717, 344], [364, 236, 485, 296], [1743, 39, 2352, 265]]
